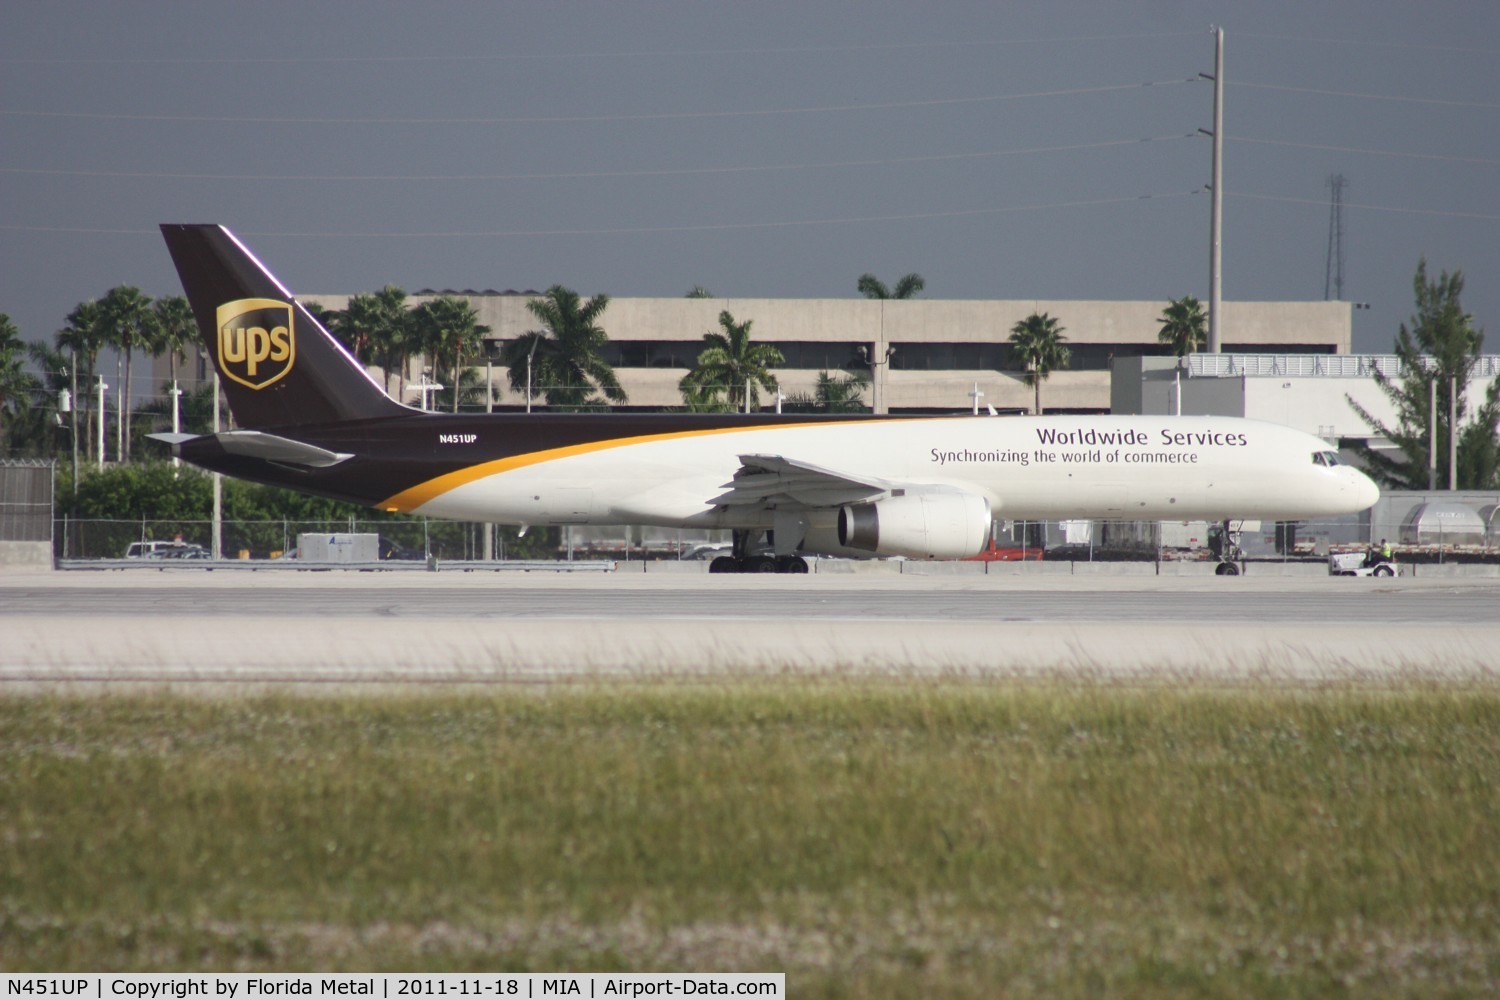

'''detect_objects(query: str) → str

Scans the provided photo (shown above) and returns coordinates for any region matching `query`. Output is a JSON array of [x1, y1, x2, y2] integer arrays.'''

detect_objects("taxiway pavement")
[[3, 569, 1497, 688]]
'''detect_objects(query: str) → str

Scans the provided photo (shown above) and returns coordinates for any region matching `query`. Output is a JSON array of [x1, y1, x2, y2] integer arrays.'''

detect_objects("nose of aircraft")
[[1346, 467, 1380, 511]]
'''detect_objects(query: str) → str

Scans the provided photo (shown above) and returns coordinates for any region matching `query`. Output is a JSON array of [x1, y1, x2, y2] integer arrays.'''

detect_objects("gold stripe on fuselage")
[[377, 418, 877, 513]]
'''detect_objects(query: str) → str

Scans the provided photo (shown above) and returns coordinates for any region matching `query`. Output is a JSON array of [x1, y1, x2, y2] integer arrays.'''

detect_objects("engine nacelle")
[[837, 489, 992, 560]]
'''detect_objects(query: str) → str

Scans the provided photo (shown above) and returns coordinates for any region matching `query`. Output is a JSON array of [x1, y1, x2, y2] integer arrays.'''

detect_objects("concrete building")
[[297, 293, 1351, 414], [1114, 353, 1500, 445]]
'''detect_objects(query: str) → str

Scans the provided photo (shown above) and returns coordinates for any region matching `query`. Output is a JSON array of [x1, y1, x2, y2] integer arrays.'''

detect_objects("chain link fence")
[[51, 518, 726, 563], [55, 517, 491, 561], [1, 460, 54, 544], [1, 461, 54, 565], [50, 515, 1493, 565], [44, 501, 1500, 568]]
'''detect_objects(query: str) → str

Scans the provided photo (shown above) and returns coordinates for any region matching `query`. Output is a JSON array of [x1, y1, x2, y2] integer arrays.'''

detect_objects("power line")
[[0, 190, 1204, 239], [0, 78, 1199, 125], [1234, 191, 1500, 223], [1233, 81, 1500, 110], [0, 32, 1202, 65], [24, 192, 1482, 239], [1232, 136, 1500, 167], [0, 134, 1197, 183], [1235, 31, 1500, 57]]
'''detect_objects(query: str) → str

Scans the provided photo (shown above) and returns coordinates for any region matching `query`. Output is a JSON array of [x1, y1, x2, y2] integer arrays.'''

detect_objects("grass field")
[[2, 681, 1497, 997]]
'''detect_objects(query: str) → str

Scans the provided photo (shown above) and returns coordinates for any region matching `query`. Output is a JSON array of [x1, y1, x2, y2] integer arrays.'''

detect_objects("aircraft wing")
[[710, 454, 892, 509]]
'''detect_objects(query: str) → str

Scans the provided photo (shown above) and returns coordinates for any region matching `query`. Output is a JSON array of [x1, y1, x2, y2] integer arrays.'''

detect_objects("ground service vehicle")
[[1329, 551, 1397, 577]]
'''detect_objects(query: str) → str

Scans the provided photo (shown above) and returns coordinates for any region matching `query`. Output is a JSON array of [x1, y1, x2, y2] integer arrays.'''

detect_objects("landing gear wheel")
[[778, 556, 809, 574], [744, 555, 779, 573], [709, 556, 741, 574], [1215, 562, 1240, 576]]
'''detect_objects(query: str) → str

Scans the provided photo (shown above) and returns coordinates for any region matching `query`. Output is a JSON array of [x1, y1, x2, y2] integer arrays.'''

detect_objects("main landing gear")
[[708, 529, 809, 574]]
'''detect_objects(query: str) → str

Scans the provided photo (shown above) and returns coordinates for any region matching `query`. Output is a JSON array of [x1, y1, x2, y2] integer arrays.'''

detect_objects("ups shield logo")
[[216, 299, 295, 390]]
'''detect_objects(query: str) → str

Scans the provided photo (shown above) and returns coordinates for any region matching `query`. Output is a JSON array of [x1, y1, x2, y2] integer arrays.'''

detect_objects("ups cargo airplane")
[[154, 224, 1379, 573]]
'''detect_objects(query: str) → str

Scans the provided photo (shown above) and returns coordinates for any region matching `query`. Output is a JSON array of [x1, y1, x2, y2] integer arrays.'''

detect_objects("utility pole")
[[526, 336, 539, 414], [169, 380, 182, 470], [1199, 26, 1224, 352], [115, 355, 124, 461], [211, 371, 222, 560], [1429, 378, 1438, 491], [1450, 374, 1458, 490], [67, 359, 78, 490], [484, 344, 495, 562], [95, 375, 107, 468]]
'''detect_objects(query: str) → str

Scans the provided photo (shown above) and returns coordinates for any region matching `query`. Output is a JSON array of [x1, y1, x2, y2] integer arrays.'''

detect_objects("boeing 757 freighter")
[[154, 225, 1379, 572]]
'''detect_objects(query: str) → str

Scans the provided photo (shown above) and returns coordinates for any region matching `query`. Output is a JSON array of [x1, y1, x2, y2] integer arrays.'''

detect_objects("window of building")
[[595, 340, 868, 370], [595, 341, 699, 369], [1223, 343, 1338, 354], [889, 343, 1009, 371], [891, 342, 1181, 372]]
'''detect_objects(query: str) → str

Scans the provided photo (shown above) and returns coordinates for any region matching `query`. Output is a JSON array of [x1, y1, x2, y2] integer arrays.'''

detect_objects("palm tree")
[[98, 285, 155, 461], [1008, 312, 1070, 415], [343, 286, 415, 400], [0, 314, 38, 455], [432, 367, 491, 414], [147, 295, 198, 445], [677, 372, 734, 413], [501, 286, 625, 410], [1158, 295, 1207, 360], [334, 293, 382, 368], [783, 370, 869, 414], [56, 300, 104, 462], [857, 272, 925, 300], [411, 296, 491, 413], [376, 286, 418, 402], [685, 286, 714, 299], [682, 310, 784, 412], [18, 342, 72, 458], [302, 301, 342, 349], [151, 295, 196, 391]]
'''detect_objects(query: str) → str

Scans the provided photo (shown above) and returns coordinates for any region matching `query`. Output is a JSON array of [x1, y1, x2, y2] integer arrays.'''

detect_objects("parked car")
[[123, 540, 209, 560], [683, 543, 733, 562]]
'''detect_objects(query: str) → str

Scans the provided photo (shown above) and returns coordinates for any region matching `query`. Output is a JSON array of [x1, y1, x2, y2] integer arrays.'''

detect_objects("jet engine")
[[837, 489, 992, 560]]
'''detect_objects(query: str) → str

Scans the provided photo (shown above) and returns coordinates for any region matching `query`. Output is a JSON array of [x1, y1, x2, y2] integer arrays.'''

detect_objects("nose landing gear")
[[1208, 519, 1245, 576]]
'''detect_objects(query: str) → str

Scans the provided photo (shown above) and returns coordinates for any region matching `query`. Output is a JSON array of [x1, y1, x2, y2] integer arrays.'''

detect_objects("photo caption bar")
[[0, 976, 783, 1000]]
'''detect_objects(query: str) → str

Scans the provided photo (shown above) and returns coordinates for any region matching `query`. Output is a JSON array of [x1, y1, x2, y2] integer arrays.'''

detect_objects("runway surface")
[[4, 570, 1499, 687]]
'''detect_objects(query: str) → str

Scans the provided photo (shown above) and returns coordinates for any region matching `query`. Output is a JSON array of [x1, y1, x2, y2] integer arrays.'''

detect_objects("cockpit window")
[[1312, 450, 1342, 467]]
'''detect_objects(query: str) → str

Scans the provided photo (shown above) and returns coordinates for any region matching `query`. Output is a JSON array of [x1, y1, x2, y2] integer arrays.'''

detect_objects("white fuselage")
[[408, 415, 1378, 531]]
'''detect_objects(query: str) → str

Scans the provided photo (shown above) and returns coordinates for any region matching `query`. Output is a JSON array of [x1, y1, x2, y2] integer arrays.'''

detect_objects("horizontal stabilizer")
[[149, 430, 353, 468]]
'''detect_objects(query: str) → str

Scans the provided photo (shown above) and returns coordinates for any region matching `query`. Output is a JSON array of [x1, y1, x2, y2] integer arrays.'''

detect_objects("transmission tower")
[[1324, 174, 1347, 300]]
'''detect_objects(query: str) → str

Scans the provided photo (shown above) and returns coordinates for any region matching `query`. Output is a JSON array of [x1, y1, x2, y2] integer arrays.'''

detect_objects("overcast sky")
[[2, 1, 1496, 359]]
